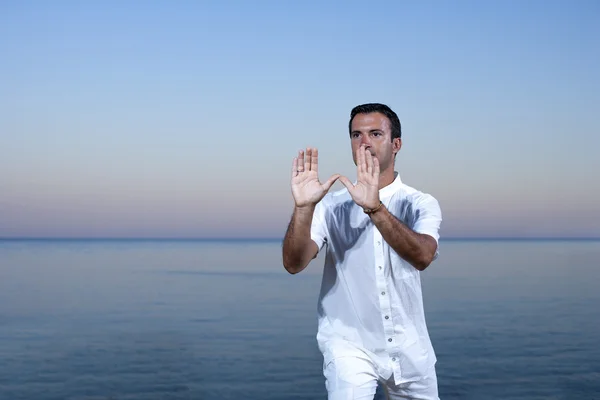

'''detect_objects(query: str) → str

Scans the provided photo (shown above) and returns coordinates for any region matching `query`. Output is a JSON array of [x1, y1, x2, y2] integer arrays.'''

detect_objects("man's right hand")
[[291, 147, 340, 208]]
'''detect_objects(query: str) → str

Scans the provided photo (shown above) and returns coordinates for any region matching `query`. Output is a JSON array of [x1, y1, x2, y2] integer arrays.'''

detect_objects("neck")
[[378, 168, 396, 190]]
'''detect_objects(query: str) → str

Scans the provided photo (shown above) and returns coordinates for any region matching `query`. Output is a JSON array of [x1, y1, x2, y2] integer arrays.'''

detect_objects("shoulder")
[[400, 183, 441, 212]]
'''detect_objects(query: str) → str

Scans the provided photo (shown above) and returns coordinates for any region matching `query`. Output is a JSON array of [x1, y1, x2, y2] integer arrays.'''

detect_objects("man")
[[282, 103, 442, 399]]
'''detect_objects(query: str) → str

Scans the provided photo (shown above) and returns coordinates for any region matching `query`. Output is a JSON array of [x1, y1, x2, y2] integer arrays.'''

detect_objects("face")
[[350, 112, 401, 173]]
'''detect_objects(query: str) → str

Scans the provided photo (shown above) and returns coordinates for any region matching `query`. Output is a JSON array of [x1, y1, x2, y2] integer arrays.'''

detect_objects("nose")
[[360, 135, 371, 147]]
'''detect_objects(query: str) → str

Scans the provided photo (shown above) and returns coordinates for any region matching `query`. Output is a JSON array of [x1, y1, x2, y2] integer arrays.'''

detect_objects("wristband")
[[363, 202, 383, 214]]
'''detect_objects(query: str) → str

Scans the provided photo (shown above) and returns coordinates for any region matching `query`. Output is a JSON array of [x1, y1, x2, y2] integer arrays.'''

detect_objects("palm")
[[346, 181, 372, 206], [290, 148, 339, 208], [339, 145, 381, 210], [292, 171, 327, 206]]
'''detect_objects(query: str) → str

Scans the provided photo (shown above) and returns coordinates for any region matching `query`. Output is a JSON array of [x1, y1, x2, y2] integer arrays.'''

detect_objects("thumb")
[[322, 174, 340, 191], [338, 176, 354, 191]]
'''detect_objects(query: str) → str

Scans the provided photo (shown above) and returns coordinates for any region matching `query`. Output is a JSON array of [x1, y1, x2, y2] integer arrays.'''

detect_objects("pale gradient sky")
[[1, 1, 599, 239]]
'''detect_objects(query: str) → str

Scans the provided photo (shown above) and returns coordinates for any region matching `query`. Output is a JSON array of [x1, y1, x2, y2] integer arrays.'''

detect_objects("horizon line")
[[1, 236, 599, 242]]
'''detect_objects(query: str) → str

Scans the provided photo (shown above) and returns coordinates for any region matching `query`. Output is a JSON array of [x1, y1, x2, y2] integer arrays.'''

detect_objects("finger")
[[292, 157, 298, 178], [304, 147, 311, 173], [322, 173, 340, 191], [361, 146, 368, 174], [297, 150, 304, 173], [311, 148, 319, 172], [358, 145, 366, 175], [365, 150, 373, 176], [339, 176, 354, 192], [373, 156, 380, 176]]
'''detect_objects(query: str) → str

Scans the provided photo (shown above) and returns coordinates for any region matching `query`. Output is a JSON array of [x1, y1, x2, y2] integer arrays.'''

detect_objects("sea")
[[0, 238, 599, 400]]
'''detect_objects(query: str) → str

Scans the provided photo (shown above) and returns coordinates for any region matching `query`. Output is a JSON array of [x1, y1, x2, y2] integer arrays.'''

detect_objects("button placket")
[[374, 229, 395, 353]]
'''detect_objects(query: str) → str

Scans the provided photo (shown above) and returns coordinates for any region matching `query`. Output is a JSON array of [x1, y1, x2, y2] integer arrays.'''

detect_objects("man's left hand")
[[339, 145, 381, 210]]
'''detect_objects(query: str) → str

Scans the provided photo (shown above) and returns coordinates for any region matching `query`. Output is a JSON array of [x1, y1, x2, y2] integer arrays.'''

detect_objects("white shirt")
[[310, 172, 442, 385]]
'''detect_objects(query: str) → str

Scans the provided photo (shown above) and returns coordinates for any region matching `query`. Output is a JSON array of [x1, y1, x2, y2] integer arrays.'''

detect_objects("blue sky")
[[1, 1, 598, 238]]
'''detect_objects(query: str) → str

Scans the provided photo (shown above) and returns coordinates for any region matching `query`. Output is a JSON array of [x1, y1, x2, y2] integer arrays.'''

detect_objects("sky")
[[1, 0, 599, 239]]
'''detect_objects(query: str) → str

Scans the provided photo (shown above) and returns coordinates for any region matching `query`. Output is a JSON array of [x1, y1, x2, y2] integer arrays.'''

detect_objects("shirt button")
[[381, 291, 385, 295], [388, 338, 392, 342], [377, 241, 381, 245], [392, 357, 396, 361], [378, 266, 382, 270], [385, 315, 389, 320]]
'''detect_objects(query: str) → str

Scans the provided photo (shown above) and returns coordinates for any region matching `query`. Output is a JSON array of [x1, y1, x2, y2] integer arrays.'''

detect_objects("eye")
[[351, 132, 360, 139]]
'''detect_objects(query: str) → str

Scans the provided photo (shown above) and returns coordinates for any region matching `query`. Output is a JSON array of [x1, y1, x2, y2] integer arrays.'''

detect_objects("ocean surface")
[[0, 239, 599, 400]]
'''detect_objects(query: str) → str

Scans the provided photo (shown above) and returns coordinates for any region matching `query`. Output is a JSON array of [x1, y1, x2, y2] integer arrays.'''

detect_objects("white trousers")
[[324, 352, 440, 400]]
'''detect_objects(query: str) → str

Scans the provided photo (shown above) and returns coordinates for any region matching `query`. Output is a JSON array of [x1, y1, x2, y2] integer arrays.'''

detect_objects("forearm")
[[282, 206, 318, 274], [369, 205, 436, 271]]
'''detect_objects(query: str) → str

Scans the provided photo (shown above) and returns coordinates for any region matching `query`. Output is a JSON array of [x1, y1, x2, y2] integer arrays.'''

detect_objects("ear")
[[393, 138, 402, 154]]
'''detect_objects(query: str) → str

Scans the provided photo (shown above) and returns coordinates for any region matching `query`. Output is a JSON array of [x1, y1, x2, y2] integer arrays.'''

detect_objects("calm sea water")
[[0, 239, 599, 400]]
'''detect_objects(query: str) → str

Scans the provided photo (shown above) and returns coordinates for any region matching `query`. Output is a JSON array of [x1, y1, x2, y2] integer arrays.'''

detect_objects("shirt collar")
[[379, 171, 402, 198]]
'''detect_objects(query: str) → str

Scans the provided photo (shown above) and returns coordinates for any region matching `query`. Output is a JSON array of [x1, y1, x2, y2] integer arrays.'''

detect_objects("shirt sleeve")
[[310, 198, 329, 252], [412, 194, 442, 258]]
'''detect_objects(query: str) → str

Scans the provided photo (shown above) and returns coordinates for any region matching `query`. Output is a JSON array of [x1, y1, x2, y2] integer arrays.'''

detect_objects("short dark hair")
[[349, 103, 401, 140]]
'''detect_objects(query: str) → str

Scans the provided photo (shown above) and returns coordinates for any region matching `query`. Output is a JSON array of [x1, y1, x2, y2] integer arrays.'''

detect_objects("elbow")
[[282, 246, 315, 275], [282, 257, 305, 275], [413, 262, 430, 271], [283, 262, 300, 274], [413, 253, 435, 271], [283, 264, 305, 275], [412, 240, 438, 271], [285, 266, 301, 275]]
